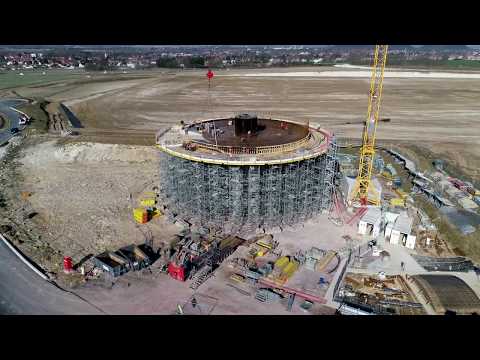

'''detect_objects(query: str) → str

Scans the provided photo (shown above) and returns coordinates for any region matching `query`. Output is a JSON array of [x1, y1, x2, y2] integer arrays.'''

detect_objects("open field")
[[20, 66, 474, 181], [56, 67, 480, 148], [0, 69, 159, 92], [0, 69, 86, 90]]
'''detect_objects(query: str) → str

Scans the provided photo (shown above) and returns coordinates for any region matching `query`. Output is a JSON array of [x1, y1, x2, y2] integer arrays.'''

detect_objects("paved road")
[[0, 99, 29, 146], [0, 238, 102, 314]]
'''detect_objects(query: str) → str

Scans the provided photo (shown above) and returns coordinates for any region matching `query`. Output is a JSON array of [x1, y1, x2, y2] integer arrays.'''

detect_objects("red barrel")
[[63, 256, 73, 273]]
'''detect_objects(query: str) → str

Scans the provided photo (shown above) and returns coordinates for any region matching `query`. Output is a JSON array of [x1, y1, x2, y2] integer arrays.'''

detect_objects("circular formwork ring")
[[156, 122, 333, 166]]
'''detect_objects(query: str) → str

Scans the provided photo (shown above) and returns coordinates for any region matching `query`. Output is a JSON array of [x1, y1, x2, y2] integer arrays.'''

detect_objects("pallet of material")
[[219, 236, 245, 250], [344, 275, 362, 289], [315, 250, 337, 272], [270, 256, 288, 277], [279, 260, 299, 282]]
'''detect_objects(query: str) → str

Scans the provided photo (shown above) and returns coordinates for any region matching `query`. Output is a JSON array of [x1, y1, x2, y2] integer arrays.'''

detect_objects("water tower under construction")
[[156, 113, 338, 234]]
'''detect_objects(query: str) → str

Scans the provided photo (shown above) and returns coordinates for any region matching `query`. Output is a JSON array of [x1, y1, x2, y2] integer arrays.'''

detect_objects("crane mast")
[[351, 45, 388, 205]]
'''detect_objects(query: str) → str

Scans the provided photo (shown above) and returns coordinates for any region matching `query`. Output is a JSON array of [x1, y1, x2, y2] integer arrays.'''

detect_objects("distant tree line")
[[156, 56, 206, 69], [84, 59, 115, 71]]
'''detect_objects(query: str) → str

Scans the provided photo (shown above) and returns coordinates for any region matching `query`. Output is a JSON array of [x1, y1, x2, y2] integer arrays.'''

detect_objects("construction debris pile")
[[336, 273, 426, 315], [167, 231, 245, 290]]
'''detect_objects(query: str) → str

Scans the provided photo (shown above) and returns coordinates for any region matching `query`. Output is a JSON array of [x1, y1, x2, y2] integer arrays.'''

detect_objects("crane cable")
[[206, 68, 218, 147]]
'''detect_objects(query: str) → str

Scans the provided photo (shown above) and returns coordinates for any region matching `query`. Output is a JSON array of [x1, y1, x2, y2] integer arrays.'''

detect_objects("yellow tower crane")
[[350, 45, 388, 205]]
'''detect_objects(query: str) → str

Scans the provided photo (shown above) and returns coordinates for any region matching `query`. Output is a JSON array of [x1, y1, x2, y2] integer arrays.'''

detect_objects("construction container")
[[93, 251, 129, 277], [133, 208, 149, 224], [140, 199, 156, 207]]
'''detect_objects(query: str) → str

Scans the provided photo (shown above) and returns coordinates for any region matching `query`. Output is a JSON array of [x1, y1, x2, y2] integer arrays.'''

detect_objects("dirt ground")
[[1, 137, 181, 274], [9, 66, 480, 178], [18, 67, 475, 179]]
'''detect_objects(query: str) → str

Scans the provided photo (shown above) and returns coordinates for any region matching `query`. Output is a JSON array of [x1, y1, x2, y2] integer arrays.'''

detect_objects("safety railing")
[[191, 133, 313, 155]]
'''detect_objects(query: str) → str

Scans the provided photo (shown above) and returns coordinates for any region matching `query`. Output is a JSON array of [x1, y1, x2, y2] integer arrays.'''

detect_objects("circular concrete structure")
[[156, 114, 336, 234]]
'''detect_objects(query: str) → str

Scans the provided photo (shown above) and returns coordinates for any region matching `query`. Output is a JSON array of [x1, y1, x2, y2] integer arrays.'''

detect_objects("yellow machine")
[[350, 45, 389, 205], [140, 199, 156, 207], [390, 198, 405, 207]]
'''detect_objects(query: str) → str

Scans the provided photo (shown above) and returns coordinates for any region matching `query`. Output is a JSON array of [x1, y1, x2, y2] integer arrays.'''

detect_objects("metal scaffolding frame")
[[158, 138, 337, 234], [321, 135, 338, 212]]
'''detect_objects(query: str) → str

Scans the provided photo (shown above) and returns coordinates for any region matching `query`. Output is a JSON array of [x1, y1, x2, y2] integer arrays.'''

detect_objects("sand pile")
[[20, 141, 158, 166]]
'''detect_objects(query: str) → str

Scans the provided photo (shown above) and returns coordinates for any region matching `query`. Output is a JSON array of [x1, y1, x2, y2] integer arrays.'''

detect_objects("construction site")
[[1, 45, 480, 315]]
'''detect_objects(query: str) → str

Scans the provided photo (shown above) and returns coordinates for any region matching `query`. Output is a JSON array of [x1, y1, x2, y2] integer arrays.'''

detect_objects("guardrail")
[[191, 133, 313, 155], [9, 106, 30, 120], [0, 233, 50, 281]]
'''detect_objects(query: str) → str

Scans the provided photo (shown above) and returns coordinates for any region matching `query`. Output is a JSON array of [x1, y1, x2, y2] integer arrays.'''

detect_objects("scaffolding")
[[158, 138, 337, 235], [321, 135, 338, 212]]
